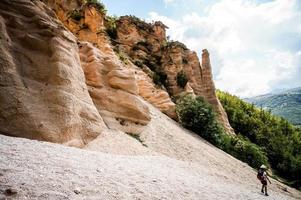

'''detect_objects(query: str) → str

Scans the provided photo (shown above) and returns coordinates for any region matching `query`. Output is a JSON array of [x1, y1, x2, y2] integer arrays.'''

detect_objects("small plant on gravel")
[[126, 133, 147, 147]]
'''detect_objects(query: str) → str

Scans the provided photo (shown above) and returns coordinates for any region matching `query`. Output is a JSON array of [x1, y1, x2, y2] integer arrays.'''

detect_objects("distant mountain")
[[245, 87, 301, 126]]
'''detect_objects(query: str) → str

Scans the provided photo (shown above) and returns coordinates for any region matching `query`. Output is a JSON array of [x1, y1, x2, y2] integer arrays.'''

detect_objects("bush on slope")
[[217, 90, 301, 189], [176, 95, 268, 169]]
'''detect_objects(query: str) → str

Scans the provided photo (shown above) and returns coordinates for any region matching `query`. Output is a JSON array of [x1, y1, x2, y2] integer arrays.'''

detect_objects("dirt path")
[[0, 135, 300, 200]]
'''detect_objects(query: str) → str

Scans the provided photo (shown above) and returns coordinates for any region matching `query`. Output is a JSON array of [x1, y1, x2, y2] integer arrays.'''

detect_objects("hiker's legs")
[[261, 180, 268, 195], [264, 185, 269, 196]]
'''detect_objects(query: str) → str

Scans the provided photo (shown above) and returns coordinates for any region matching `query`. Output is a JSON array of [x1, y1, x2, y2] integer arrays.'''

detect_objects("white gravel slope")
[[0, 135, 300, 200]]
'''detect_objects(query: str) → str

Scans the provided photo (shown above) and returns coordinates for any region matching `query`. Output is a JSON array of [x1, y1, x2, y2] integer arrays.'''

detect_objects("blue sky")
[[102, 0, 301, 97]]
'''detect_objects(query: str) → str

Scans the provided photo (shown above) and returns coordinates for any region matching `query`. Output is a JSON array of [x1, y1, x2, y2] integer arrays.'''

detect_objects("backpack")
[[257, 169, 264, 181]]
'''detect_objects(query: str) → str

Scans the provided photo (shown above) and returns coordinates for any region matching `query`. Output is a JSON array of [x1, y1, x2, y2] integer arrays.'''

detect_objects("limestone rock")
[[116, 16, 166, 55], [45, 3, 175, 121], [0, 0, 106, 146], [79, 42, 151, 134], [200, 50, 234, 133], [42, 0, 152, 134], [135, 70, 177, 119], [107, 69, 138, 94], [115, 18, 234, 133]]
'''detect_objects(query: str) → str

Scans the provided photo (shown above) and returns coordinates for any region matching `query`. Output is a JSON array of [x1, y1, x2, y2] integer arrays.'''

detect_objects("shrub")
[[132, 41, 151, 52], [105, 16, 118, 39], [217, 90, 301, 189], [153, 72, 167, 87], [69, 10, 82, 21], [182, 58, 188, 64], [124, 15, 154, 32], [152, 73, 160, 85], [116, 52, 129, 65], [86, 0, 98, 3], [143, 59, 158, 72], [85, 0, 107, 14], [176, 94, 269, 169], [220, 134, 269, 169], [176, 71, 188, 88], [134, 60, 144, 68], [176, 95, 223, 145], [166, 41, 188, 50]]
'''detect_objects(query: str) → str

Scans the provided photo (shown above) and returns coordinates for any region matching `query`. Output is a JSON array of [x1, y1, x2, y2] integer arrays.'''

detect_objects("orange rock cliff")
[[0, 0, 233, 147]]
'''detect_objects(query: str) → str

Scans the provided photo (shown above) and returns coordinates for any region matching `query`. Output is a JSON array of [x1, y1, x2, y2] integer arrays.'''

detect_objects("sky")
[[102, 0, 301, 98]]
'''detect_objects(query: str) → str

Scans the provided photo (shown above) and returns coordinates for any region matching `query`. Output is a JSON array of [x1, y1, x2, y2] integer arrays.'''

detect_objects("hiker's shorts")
[[261, 180, 267, 185]]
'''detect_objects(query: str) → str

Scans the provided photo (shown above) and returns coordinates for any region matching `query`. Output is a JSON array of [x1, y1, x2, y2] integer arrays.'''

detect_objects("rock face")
[[0, 0, 106, 146], [115, 16, 234, 133], [44, 3, 229, 132], [45, 1, 151, 134], [79, 42, 150, 134], [135, 70, 177, 119], [0, 0, 233, 147], [199, 50, 233, 132]]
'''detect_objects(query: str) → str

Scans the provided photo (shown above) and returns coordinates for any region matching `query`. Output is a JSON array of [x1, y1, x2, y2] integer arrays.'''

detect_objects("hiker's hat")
[[260, 164, 267, 169]]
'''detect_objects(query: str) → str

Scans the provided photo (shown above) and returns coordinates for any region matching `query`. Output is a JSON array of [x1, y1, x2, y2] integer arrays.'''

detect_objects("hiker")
[[257, 164, 271, 196]]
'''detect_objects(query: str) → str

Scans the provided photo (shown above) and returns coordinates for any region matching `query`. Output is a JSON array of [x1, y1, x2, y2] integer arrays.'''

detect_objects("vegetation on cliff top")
[[105, 15, 118, 39], [85, 0, 107, 14], [68, 0, 106, 22], [217, 90, 301, 189]]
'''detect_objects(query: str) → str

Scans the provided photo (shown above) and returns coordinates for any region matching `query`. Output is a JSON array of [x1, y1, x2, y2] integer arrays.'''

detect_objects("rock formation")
[[0, 0, 106, 146], [43, 2, 231, 131], [79, 41, 150, 134], [0, 0, 233, 148], [115, 16, 234, 133], [1, 2, 301, 200], [44, 1, 152, 134], [44, 1, 176, 119]]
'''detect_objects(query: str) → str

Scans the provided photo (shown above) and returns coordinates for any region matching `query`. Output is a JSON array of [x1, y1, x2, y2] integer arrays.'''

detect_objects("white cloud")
[[163, 0, 176, 3], [148, 0, 301, 97]]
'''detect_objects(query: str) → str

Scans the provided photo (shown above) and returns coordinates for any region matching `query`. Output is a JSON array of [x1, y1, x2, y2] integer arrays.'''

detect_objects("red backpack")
[[257, 169, 264, 181]]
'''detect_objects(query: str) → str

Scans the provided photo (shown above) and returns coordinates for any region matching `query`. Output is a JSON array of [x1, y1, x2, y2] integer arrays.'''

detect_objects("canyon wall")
[[0, 0, 106, 146], [0, 0, 233, 147]]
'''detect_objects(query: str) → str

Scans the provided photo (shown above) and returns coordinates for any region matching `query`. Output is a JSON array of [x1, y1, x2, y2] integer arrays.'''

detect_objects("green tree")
[[176, 95, 223, 145], [217, 90, 301, 189], [176, 94, 268, 169]]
